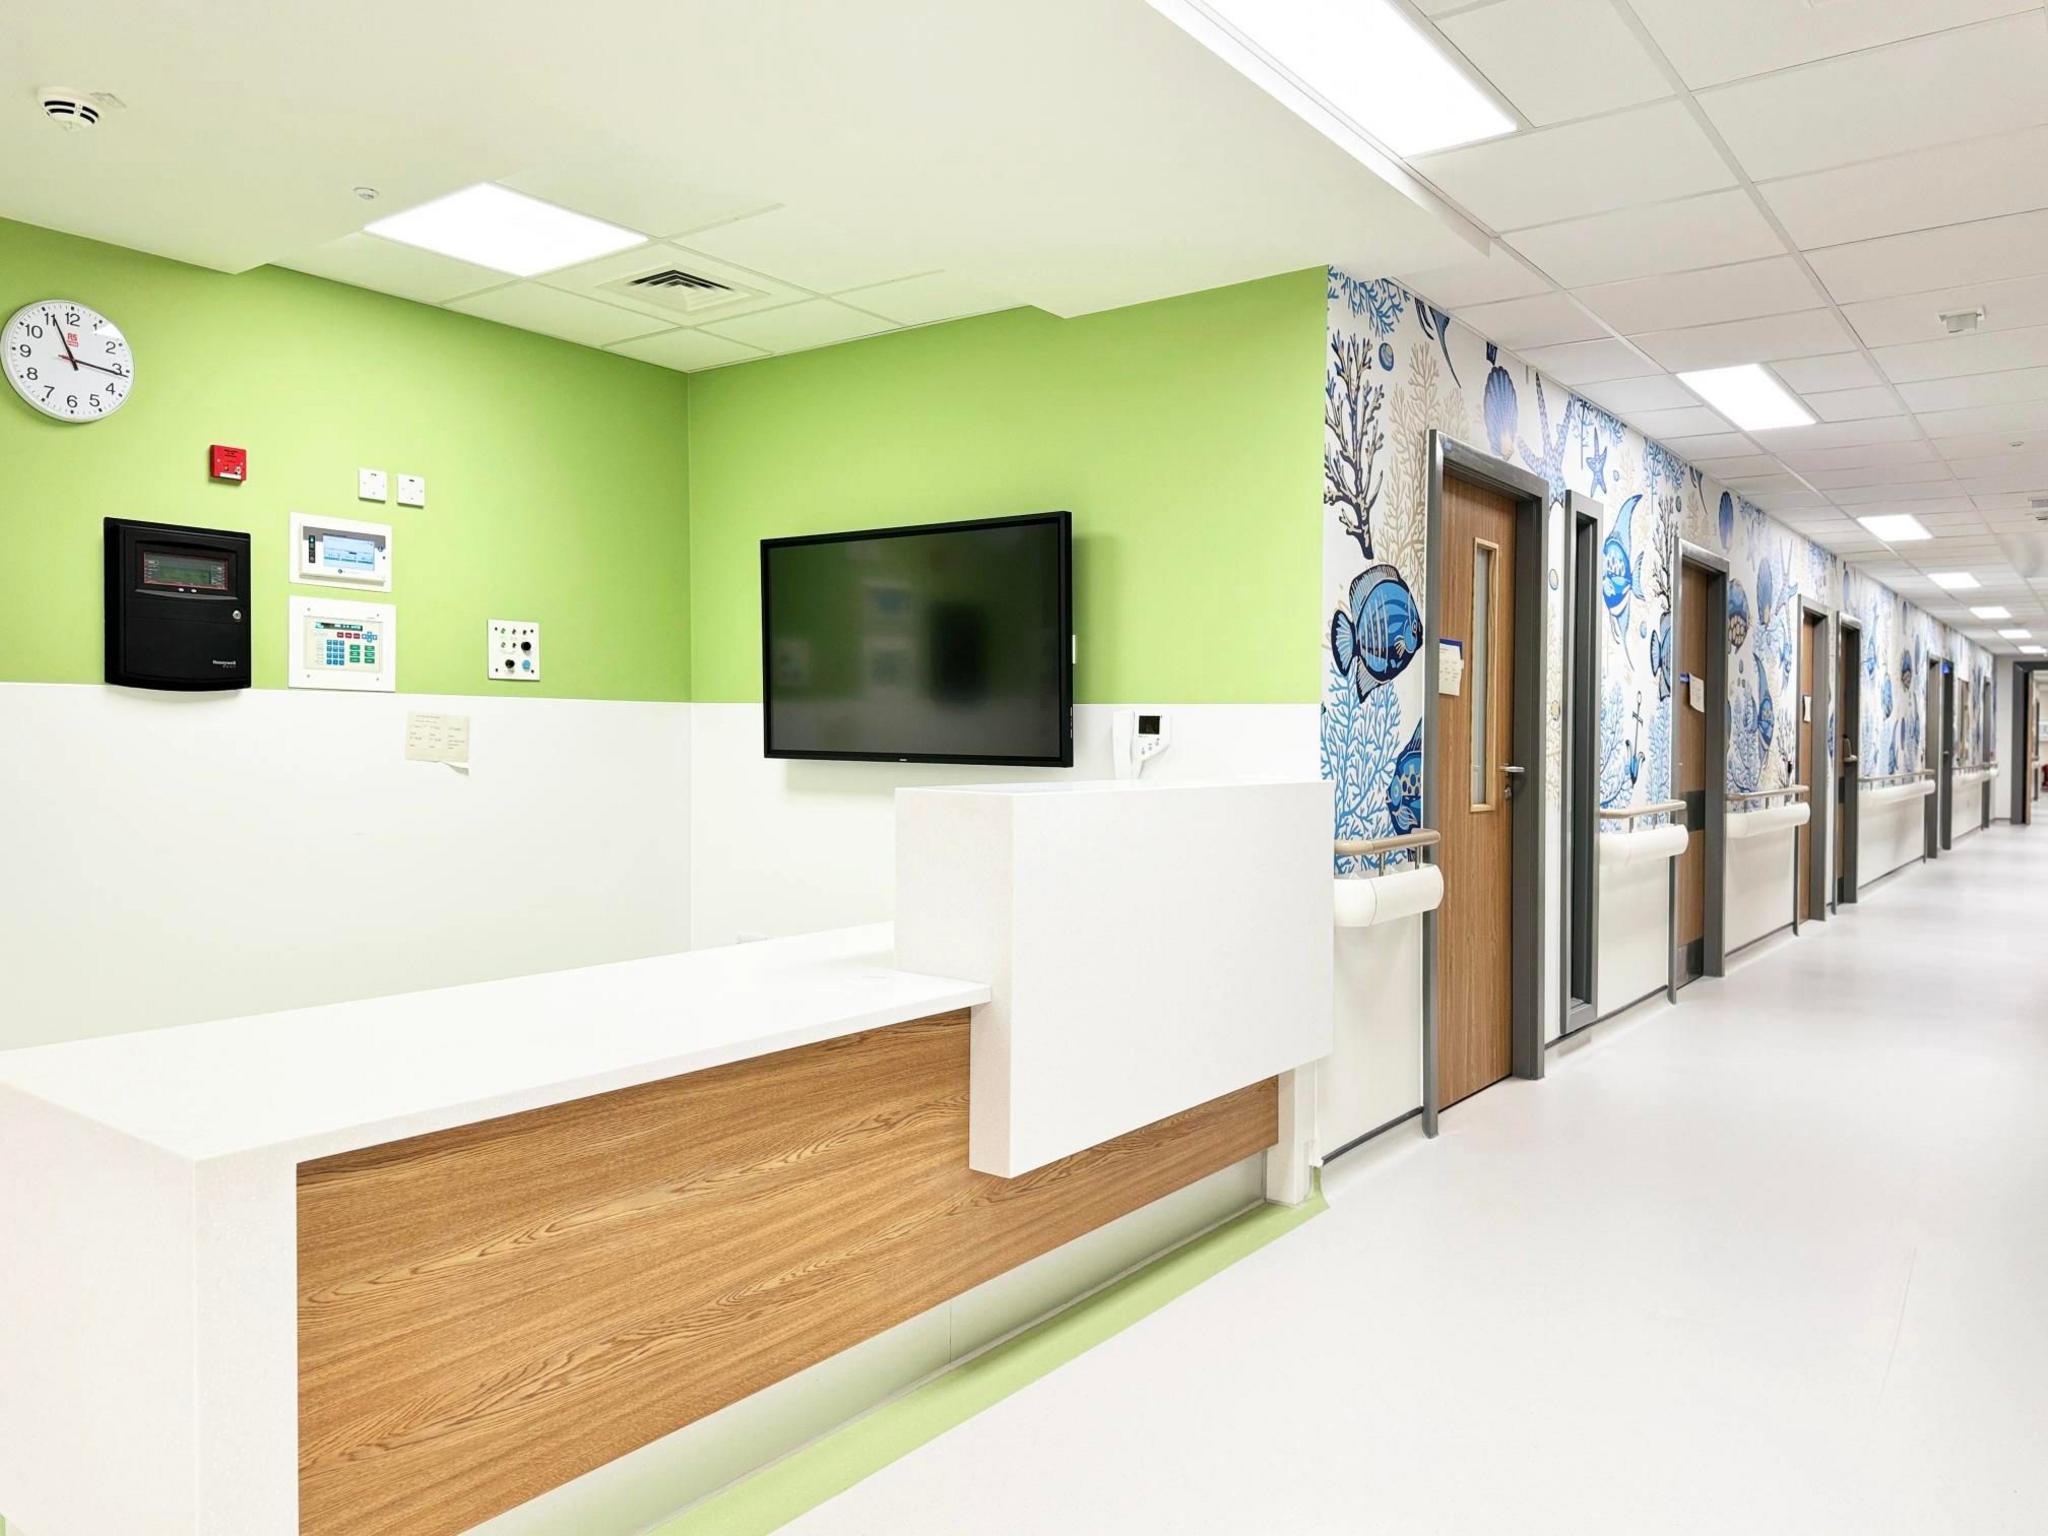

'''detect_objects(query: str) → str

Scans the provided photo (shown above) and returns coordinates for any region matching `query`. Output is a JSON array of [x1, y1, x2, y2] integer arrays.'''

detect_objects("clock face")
[[4, 299, 134, 423]]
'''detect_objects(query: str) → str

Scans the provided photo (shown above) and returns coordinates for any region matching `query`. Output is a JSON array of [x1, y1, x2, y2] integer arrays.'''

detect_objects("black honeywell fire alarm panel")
[[104, 518, 251, 690]]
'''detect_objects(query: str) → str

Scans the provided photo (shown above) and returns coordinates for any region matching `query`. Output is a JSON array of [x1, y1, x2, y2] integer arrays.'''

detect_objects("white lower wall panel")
[[1725, 826, 1796, 952], [0, 683, 691, 1050], [687, 703, 1319, 947], [1319, 915, 1423, 1154], [1596, 854, 1669, 1013], [1859, 795, 1926, 888]]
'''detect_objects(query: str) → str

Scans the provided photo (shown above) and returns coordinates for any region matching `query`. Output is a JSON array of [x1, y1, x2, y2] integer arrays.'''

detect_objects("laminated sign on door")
[[1687, 673, 1706, 714], [1438, 638, 1465, 697]]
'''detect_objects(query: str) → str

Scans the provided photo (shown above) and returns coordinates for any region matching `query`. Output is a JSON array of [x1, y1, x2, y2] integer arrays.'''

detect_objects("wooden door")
[[1927, 660, 1945, 856], [1835, 629, 1855, 899], [1675, 561, 1711, 986], [1437, 475, 1517, 1108], [1797, 612, 1821, 921]]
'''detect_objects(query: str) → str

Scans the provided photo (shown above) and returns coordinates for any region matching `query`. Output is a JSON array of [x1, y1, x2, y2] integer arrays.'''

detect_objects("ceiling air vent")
[[600, 263, 757, 318], [1941, 307, 1986, 336]]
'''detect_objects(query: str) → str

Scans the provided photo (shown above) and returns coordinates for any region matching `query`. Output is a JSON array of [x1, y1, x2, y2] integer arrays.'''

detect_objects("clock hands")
[[45, 310, 80, 371], [63, 356, 125, 379]]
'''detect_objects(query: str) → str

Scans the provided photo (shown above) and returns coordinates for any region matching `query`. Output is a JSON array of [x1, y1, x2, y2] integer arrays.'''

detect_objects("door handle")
[[1503, 763, 1526, 798]]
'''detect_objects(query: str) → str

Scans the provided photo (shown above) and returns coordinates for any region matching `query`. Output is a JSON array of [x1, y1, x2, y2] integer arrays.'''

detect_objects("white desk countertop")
[[0, 924, 988, 1165]]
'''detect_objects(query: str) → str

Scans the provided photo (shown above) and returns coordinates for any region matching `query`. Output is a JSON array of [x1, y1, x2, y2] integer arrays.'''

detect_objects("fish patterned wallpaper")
[[1323, 268, 1994, 860]]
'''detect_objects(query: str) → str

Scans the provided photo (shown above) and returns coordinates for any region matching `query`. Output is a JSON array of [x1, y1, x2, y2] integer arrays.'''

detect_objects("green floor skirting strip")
[[650, 1183, 1326, 1536]]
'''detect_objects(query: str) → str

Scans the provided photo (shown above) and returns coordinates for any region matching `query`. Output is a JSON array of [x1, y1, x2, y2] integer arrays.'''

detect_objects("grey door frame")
[[1796, 598, 1832, 929], [2013, 659, 2048, 824], [1675, 540, 1730, 983], [1835, 614, 1862, 907], [1925, 657, 1951, 858], [1560, 491, 1602, 1038], [1422, 431, 1553, 1135]]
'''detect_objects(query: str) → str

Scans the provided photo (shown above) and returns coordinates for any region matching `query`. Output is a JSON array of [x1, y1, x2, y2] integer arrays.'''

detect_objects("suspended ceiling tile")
[[1775, 440, 1939, 472], [279, 232, 507, 306], [1659, 431, 1762, 461], [1773, 353, 1882, 392], [1394, 242, 1552, 310], [699, 298, 898, 353], [444, 282, 671, 348], [1700, 15, 2048, 182], [605, 328, 771, 372], [1898, 367, 2048, 414], [1413, 101, 1732, 233], [1628, 404, 1735, 439], [1454, 291, 1609, 350], [1436, 0, 1670, 126], [500, 159, 776, 244], [1751, 416, 1924, 452], [1629, 308, 1854, 371], [1802, 461, 1955, 490], [1514, 336, 1661, 385], [1842, 274, 2048, 350], [1874, 324, 2048, 384], [1683, 452, 1780, 478], [1804, 386, 1907, 423], [1577, 374, 1704, 414], [680, 206, 955, 296], [1758, 124, 2048, 252], [1914, 398, 2048, 439], [1571, 257, 1823, 337], [1623, 0, 2034, 90], [1506, 188, 1786, 289], [1830, 483, 1973, 507], [1807, 208, 2048, 306], [831, 271, 1014, 327]]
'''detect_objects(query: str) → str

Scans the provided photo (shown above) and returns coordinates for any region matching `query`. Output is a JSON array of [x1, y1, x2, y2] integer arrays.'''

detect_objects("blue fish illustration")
[[1650, 610, 1672, 701], [1882, 673, 1894, 716], [1601, 494, 1642, 637], [1483, 343, 1518, 460], [1756, 554, 1781, 627], [1718, 491, 1734, 549], [1330, 564, 1422, 700], [1387, 724, 1424, 834], [1754, 653, 1774, 750], [1728, 580, 1752, 653]]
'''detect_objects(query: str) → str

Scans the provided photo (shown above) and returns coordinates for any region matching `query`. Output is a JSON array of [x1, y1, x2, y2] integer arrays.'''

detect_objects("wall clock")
[[4, 299, 134, 422]]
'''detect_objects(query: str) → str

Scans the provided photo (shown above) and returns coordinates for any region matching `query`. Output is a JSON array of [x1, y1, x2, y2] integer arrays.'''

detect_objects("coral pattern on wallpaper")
[[1323, 268, 1993, 851]]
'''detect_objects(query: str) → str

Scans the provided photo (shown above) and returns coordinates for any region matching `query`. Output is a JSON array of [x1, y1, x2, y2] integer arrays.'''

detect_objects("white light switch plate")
[[358, 467, 388, 502], [397, 473, 426, 508], [488, 619, 541, 681]]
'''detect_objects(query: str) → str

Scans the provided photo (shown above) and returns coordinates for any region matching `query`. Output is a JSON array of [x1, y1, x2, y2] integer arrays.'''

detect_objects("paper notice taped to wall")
[[1438, 638, 1464, 697], [406, 711, 472, 765], [1688, 674, 1706, 714]]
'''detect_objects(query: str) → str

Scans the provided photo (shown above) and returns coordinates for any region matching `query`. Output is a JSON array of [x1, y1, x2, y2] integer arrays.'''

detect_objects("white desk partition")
[[895, 780, 1334, 1178]]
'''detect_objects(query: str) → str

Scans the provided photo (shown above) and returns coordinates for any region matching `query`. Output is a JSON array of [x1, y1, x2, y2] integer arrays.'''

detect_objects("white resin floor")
[[785, 825, 2048, 1535]]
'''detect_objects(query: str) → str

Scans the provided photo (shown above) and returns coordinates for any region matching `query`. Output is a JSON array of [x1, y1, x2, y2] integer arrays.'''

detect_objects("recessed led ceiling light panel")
[[2023, 644, 2047, 655], [1999, 627, 2032, 639], [1150, 0, 1517, 157], [1857, 514, 1932, 542], [1972, 605, 2013, 619], [365, 183, 646, 277], [1928, 572, 1981, 590], [1677, 365, 1815, 431]]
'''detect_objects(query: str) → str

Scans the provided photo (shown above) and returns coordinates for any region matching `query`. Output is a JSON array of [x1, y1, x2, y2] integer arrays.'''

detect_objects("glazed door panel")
[[1675, 561, 1710, 986], [1436, 475, 1517, 1108]]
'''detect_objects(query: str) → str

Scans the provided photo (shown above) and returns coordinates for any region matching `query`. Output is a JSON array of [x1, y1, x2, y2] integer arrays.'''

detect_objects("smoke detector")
[[37, 88, 105, 130], [1940, 307, 1986, 336]]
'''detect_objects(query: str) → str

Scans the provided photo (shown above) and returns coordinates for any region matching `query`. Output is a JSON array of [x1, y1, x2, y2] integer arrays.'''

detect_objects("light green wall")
[[686, 269, 1326, 704], [0, 216, 692, 701]]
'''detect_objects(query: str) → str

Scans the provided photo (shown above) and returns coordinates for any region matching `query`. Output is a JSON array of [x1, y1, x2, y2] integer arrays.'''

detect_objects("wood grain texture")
[[1798, 612, 1821, 921], [1437, 474, 1517, 1108], [297, 1012, 1276, 1536], [1676, 559, 1710, 973]]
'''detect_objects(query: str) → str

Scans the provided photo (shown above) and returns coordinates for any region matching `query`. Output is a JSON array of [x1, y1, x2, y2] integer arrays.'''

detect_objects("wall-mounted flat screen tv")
[[761, 511, 1073, 765]]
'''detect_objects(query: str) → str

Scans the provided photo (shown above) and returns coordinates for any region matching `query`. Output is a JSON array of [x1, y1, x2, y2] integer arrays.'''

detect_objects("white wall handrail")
[[1729, 784, 1808, 804], [1598, 799, 1685, 824], [1859, 769, 1934, 787], [1334, 829, 1442, 860]]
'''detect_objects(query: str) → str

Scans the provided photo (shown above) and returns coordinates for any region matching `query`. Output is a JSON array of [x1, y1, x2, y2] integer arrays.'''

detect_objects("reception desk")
[[0, 780, 1329, 1536]]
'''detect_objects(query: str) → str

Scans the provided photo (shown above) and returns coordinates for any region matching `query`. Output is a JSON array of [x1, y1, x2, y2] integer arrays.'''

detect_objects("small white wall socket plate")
[[488, 619, 541, 681], [396, 473, 426, 508], [358, 467, 388, 502]]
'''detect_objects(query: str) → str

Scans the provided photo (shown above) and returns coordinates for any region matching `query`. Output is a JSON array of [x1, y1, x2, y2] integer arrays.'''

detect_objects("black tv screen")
[[761, 512, 1072, 765]]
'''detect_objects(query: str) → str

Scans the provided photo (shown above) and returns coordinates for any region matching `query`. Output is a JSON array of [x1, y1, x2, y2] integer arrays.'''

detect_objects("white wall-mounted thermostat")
[[1113, 709, 1171, 780], [289, 596, 395, 692], [290, 512, 392, 591], [488, 619, 541, 681]]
